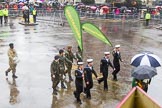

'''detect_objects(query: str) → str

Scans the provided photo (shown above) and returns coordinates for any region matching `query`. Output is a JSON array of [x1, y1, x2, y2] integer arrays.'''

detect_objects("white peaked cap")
[[115, 44, 120, 48], [78, 62, 84, 65], [87, 59, 93, 62], [104, 52, 110, 55]]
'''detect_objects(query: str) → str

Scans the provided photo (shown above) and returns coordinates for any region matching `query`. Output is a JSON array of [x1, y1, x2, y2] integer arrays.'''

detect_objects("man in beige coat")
[[5, 43, 18, 78]]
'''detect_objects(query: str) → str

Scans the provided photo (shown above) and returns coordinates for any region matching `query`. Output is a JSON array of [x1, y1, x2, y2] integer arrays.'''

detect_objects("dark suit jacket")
[[100, 57, 114, 74], [112, 51, 122, 66], [84, 65, 98, 83]]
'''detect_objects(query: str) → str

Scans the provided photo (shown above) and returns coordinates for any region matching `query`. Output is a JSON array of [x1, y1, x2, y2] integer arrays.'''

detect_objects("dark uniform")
[[73, 69, 83, 103], [59, 54, 72, 88], [65, 47, 76, 81], [50, 56, 60, 95], [84, 65, 98, 99], [23, 9, 29, 23], [112, 49, 122, 81], [98, 57, 114, 90]]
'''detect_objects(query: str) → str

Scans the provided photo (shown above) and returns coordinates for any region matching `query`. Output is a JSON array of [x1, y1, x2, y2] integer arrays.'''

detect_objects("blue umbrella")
[[131, 53, 161, 67]]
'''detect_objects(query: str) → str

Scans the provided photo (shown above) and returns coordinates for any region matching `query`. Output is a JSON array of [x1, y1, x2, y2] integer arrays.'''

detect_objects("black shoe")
[[77, 100, 82, 104], [86, 96, 91, 99], [69, 77, 73, 81], [104, 88, 108, 91], [73, 91, 77, 98], [98, 80, 101, 84], [114, 79, 118, 81], [53, 90, 57, 95], [61, 84, 66, 89], [5, 71, 8, 76], [83, 88, 86, 94], [12, 75, 18, 78], [112, 78, 118, 81]]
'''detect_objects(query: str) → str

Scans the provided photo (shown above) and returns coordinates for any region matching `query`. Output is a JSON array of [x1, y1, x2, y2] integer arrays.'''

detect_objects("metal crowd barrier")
[[77, 11, 141, 20], [8, 9, 161, 21]]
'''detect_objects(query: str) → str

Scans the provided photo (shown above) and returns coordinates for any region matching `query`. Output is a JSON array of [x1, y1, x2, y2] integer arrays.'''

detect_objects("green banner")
[[82, 22, 112, 46], [64, 6, 83, 51]]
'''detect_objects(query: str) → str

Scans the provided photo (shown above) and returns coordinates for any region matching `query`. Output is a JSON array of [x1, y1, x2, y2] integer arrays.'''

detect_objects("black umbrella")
[[131, 65, 157, 80]]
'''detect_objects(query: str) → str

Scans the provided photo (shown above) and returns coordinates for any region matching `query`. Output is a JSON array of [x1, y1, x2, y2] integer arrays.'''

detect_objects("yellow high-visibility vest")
[[33, 10, 36, 15], [3, 9, 8, 16], [0, 10, 3, 16], [145, 13, 151, 20]]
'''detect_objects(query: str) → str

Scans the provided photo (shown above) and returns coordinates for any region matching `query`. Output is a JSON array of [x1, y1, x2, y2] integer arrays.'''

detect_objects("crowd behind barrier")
[[8, 9, 162, 21]]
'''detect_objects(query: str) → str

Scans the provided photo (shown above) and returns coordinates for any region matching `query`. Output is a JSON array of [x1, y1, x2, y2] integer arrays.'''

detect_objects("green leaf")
[[64, 6, 83, 51], [82, 22, 112, 46]]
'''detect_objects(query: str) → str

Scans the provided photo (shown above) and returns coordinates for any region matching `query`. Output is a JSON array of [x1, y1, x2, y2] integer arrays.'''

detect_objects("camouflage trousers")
[[6, 63, 17, 74], [60, 70, 65, 83], [52, 77, 60, 90], [66, 64, 72, 78]]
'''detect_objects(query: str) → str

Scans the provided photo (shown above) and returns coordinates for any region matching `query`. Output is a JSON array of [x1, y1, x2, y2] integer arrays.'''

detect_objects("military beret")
[[59, 49, 64, 54], [54, 55, 60, 60], [9, 43, 14, 46], [67, 45, 72, 49]]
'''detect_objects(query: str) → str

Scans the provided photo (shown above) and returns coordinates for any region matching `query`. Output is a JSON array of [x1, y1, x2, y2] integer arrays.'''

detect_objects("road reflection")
[[6, 78, 20, 105]]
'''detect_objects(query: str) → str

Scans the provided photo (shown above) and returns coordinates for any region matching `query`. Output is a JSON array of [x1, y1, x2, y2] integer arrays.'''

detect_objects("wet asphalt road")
[[0, 18, 162, 108]]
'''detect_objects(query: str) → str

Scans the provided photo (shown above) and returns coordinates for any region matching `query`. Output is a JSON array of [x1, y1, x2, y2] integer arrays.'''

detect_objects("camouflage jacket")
[[59, 55, 72, 71], [65, 51, 76, 63], [50, 60, 60, 77]]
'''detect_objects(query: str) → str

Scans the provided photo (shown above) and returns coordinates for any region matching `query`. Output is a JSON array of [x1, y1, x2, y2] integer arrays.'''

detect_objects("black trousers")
[[0, 16, 3, 24], [33, 15, 36, 23], [4, 16, 8, 23], [74, 83, 83, 101], [112, 64, 120, 80], [146, 19, 149, 26], [85, 82, 93, 98], [98, 72, 108, 89]]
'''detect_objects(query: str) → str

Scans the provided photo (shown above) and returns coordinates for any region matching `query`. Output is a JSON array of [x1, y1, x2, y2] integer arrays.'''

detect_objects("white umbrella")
[[36, 0, 42, 3], [131, 52, 161, 67]]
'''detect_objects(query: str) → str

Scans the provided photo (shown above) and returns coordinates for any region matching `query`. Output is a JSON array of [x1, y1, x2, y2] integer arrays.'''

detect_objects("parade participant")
[[73, 62, 84, 104], [84, 59, 98, 99], [3, 7, 8, 23], [76, 46, 83, 62], [112, 45, 123, 81], [5, 43, 18, 78], [32, 7, 37, 23], [145, 11, 151, 26], [0, 7, 3, 25], [58, 49, 72, 89], [98, 52, 114, 90], [50, 55, 60, 95], [22, 4, 29, 23], [65, 45, 76, 81], [132, 78, 149, 92], [132, 78, 138, 88]]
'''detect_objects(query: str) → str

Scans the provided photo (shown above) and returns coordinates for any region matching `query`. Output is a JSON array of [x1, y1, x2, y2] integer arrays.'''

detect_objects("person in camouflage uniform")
[[75, 46, 83, 62], [65, 46, 77, 81], [50, 55, 60, 95], [59, 49, 72, 88], [5, 43, 18, 78]]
